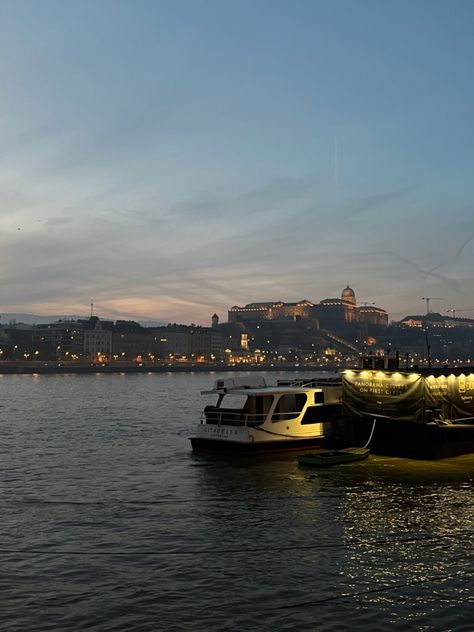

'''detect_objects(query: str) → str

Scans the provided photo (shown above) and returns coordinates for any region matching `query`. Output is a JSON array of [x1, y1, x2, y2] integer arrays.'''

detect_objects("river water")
[[0, 371, 473, 631]]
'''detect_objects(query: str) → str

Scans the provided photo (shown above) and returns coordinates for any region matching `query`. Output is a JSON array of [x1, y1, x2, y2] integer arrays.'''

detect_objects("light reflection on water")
[[0, 372, 473, 631]]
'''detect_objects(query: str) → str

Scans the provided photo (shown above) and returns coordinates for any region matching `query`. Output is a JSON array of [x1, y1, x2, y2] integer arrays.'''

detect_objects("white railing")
[[201, 409, 267, 427], [276, 377, 342, 388], [201, 409, 304, 426]]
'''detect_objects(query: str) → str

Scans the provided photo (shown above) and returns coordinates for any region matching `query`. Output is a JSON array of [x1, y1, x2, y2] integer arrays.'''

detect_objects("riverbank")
[[0, 361, 342, 375]]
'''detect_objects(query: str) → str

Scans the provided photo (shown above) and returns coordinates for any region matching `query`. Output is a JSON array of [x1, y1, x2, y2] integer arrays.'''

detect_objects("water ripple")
[[0, 372, 473, 631]]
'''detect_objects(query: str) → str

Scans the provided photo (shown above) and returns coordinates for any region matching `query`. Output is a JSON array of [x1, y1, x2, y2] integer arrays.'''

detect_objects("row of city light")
[[344, 369, 474, 381]]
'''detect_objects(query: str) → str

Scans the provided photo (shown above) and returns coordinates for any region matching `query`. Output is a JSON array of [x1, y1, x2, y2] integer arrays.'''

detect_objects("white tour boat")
[[190, 374, 342, 454]]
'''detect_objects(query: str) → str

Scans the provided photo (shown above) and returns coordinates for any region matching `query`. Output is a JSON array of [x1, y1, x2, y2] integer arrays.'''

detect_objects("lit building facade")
[[314, 286, 388, 327], [314, 286, 358, 325], [228, 300, 314, 323], [33, 321, 84, 361], [81, 317, 113, 361], [152, 325, 224, 361], [228, 287, 388, 328]]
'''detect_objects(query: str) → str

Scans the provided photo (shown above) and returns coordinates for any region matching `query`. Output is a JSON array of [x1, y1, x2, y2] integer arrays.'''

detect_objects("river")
[[0, 372, 473, 631]]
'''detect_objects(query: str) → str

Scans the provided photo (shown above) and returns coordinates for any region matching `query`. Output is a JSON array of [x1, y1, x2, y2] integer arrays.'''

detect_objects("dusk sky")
[[1, 0, 474, 325]]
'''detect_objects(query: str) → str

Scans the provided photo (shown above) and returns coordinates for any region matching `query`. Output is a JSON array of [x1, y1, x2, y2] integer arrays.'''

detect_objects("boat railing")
[[201, 407, 309, 426], [276, 377, 342, 388], [201, 407, 268, 427], [448, 417, 474, 426], [270, 410, 306, 421]]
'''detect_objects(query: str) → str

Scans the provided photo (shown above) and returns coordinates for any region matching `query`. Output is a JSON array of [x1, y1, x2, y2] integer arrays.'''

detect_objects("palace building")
[[228, 300, 315, 323], [228, 286, 388, 328]]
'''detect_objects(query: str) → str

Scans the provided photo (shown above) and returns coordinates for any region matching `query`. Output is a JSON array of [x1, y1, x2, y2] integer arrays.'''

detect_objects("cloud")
[[344, 186, 415, 220], [164, 174, 320, 222], [456, 230, 474, 257]]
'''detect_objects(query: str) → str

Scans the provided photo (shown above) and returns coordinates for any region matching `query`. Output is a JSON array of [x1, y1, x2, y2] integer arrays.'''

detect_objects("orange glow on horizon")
[[5, 297, 218, 326]]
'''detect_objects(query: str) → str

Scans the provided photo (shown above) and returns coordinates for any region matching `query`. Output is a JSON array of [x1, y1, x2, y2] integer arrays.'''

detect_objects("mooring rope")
[[362, 418, 377, 448]]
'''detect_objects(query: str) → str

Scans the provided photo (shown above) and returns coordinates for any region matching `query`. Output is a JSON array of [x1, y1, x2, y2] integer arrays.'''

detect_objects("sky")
[[1, 0, 474, 325]]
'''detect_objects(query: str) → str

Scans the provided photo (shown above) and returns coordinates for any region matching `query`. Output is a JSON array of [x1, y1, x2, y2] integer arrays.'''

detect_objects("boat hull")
[[338, 417, 474, 459], [298, 447, 369, 467], [190, 435, 325, 455]]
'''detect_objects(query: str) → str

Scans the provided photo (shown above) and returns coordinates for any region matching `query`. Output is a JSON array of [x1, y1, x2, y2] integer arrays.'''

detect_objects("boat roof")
[[201, 386, 324, 396], [346, 366, 474, 378]]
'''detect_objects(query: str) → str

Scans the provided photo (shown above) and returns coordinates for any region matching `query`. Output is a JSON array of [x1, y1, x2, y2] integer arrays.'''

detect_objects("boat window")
[[272, 393, 307, 422], [205, 394, 274, 424], [216, 394, 248, 409], [204, 393, 259, 426], [301, 403, 340, 425], [314, 391, 325, 404], [244, 395, 273, 424]]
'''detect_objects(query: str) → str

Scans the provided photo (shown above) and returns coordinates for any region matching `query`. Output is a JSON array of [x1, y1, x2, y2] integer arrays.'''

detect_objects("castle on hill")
[[227, 285, 389, 328]]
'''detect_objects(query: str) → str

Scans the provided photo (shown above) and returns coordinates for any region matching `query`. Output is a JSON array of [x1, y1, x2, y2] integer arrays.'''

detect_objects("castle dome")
[[341, 285, 356, 304]]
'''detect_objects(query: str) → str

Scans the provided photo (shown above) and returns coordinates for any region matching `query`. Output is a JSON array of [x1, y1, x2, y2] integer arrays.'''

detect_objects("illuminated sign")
[[344, 370, 474, 421]]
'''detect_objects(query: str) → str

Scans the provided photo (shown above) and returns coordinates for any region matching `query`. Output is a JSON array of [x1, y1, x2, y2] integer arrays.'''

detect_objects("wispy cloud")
[[344, 186, 415, 220], [456, 230, 474, 257], [1, 2, 474, 322]]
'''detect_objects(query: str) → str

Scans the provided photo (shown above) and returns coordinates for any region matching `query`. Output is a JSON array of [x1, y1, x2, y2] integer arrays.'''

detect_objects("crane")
[[447, 308, 474, 319], [422, 297, 443, 314]]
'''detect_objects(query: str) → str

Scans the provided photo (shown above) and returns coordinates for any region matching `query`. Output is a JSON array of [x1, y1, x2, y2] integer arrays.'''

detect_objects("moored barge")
[[338, 357, 474, 459]]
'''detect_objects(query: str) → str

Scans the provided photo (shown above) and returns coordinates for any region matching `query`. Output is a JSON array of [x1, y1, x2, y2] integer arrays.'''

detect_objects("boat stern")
[[190, 423, 254, 452]]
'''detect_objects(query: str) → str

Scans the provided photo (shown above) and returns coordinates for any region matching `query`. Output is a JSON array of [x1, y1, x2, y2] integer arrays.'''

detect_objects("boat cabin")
[[201, 377, 341, 428]]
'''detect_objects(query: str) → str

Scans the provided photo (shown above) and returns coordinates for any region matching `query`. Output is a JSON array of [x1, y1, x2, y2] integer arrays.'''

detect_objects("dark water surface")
[[1, 372, 473, 631]]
